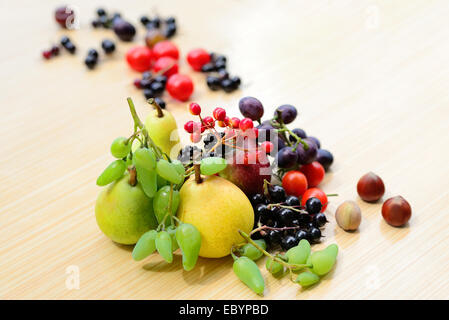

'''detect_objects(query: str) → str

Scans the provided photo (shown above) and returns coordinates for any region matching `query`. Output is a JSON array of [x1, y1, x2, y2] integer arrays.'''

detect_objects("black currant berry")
[[285, 195, 300, 207], [306, 197, 322, 215], [313, 213, 328, 228], [308, 227, 322, 242], [295, 230, 308, 242], [269, 185, 286, 203], [251, 194, 265, 207], [281, 235, 298, 250]]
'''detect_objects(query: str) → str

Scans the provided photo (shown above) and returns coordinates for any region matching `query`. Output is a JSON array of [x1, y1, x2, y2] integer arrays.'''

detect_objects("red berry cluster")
[[183, 103, 274, 165], [42, 45, 60, 60], [127, 41, 194, 102]]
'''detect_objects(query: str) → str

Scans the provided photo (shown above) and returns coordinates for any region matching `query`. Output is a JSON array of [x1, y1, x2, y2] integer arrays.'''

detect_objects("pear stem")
[[128, 166, 137, 186], [147, 98, 164, 118], [194, 164, 202, 184]]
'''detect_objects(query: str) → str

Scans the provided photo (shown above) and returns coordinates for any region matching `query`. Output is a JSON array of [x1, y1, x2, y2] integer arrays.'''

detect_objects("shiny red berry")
[[202, 116, 215, 129], [213, 108, 227, 121], [261, 141, 274, 153], [239, 118, 254, 131], [166, 74, 193, 101], [187, 48, 211, 71], [184, 120, 194, 133], [230, 117, 240, 129], [153, 40, 179, 60], [153, 56, 178, 78], [189, 103, 201, 115], [126, 46, 153, 72]]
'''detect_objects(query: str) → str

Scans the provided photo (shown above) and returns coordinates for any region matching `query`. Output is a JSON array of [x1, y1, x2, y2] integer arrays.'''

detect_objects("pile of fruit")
[[45, 6, 241, 109], [95, 94, 345, 295], [51, 5, 413, 297]]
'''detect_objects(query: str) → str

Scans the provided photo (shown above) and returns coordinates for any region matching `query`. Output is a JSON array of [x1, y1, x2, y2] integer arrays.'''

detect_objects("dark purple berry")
[[296, 139, 318, 165], [275, 104, 297, 124], [239, 96, 264, 121], [276, 147, 298, 168], [316, 149, 334, 171]]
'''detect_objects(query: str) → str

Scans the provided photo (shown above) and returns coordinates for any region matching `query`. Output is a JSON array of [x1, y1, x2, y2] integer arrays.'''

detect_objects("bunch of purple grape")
[[238, 96, 334, 171], [250, 185, 328, 250]]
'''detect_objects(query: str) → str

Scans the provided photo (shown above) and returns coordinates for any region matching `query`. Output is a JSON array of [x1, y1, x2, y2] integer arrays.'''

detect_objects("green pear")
[[95, 173, 158, 245], [144, 106, 180, 158]]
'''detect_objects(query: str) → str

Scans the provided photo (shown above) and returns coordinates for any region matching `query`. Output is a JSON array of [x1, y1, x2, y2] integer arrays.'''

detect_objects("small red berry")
[[217, 120, 227, 127], [55, 6, 75, 29], [153, 40, 179, 60], [189, 103, 201, 115], [42, 50, 52, 59], [133, 79, 142, 89], [187, 48, 211, 71], [260, 141, 274, 153], [166, 74, 194, 101], [213, 107, 227, 121], [239, 118, 254, 131], [252, 128, 259, 138], [126, 46, 154, 72], [153, 56, 178, 77], [184, 120, 194, 133], [190, 132, 202, 143], [202, 116, 215, 129], [230, 117, 240, 129]]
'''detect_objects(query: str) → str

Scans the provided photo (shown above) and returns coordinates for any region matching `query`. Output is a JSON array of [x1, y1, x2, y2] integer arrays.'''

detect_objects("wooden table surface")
[[1, 0, 449, 300]]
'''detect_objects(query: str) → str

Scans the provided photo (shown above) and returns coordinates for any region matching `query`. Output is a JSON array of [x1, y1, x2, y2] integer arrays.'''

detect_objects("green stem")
[[326, 193, 339, 197], [238, 230, 310, 271], [127, 97, 164, 160]]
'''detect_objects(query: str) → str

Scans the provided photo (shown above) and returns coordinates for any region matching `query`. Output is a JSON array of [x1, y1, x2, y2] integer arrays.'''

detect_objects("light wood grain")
[[1, 0, 449, 299]]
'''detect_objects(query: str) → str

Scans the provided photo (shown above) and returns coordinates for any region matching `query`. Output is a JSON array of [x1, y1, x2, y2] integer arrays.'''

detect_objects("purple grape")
[[276, 147, 298, 168], [239, 96, 264, 121], [316, 149, 333, 171], [296, 138, 317, 164], [308, 136, 321, 149], [289, 128, 307, 142], [113, 19, 136, 41], [275, 104, 297, 124]]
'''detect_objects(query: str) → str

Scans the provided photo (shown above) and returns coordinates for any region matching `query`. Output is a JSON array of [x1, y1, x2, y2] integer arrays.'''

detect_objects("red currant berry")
[[217, 120, 227, 127], [213, 107, 227, 121], [55, 6, 74, 28], [153, 56, 178, 77], [126, 46, 153, 72], [202, 116, 215, 129], [153, 40, 179, 60], [184, 120, 194, 133], [187, 48, 211, 71], [42, 50, 52, 59], [190, 132, 202, 143], [239, 118, 254, 131], [189, 103, 201, 116], [260, 141, 274, 153], [230, 117, 240, 129], [191, 121, 203, 133], [166, 74, 194, 101], [133, 79, 142, 89]]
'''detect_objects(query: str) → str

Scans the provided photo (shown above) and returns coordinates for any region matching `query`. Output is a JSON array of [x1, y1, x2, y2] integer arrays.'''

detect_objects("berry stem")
[[238, 230, 310, 271], [128, 166, 137, 186], [267, 203, 308, 214], [193, 164, 202, 184]]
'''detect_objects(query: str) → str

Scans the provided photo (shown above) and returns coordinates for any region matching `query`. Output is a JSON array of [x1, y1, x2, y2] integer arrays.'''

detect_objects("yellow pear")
[[177, 174, 254, 258], [144, 101, 180, 158]]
